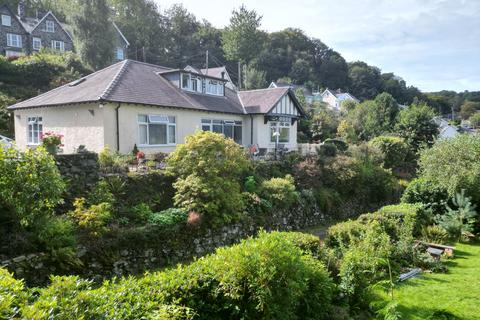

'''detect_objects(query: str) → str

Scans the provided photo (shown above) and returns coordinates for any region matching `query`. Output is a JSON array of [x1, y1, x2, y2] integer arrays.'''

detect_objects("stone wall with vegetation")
[[2, 199, 326, 285]]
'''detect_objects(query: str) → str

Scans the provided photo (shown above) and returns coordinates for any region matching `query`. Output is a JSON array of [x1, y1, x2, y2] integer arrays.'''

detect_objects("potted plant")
[[41, 132, 63, 155]]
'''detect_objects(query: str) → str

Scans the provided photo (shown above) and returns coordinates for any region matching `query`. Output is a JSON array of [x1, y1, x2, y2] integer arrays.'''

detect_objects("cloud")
[[155, 0, 480, 91]]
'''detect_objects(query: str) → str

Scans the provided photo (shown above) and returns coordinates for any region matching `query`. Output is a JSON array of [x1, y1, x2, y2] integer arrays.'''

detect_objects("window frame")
[[137, 114, 176, 147], [45, 20, 55, 33], [1, 14, 11, 26], [116, 47, 124, 60], [51, 40, 65, 52], [6, 33, 22, 48], [32, 37, 42, 50], [269, 121, 290, 144], [201, 119, 242, 144], [27, 116, 43, 145]]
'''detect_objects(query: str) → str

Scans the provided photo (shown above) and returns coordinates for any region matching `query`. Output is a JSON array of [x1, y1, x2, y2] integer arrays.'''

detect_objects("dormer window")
[[1, 14, 11, 26], [181, 72, 224, 96], [45, 20, 55, 32]]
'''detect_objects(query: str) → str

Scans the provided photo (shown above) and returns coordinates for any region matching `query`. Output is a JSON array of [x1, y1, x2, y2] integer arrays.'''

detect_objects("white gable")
[[269, 93, 300, 116]]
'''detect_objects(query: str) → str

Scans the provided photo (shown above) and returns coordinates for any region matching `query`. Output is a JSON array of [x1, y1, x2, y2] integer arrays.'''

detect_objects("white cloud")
[[154, 0, 480, 91]]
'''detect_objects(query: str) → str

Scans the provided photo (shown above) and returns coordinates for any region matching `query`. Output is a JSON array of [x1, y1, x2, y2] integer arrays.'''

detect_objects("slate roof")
[[238, 87, 290, 114], [270, 82, 313, 97], [9, 59, 303, 116], [8, 60, 244, 114]]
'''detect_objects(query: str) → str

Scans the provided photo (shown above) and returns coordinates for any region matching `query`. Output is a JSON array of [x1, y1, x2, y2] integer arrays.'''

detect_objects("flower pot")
[[44, 145, 57, 155]]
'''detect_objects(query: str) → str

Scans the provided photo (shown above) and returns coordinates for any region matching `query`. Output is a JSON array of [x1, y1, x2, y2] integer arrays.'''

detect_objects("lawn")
[[378, 242, 480, 320]]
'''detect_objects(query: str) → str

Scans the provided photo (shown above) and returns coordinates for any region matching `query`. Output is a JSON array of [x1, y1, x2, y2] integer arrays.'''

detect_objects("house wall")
[[251, 115, 298, 151], [30, 13, 74, 53], [13, 103, 105, 153], [105, 103, 250, 154], [321, 91, 340, 110], [0, 6, 28, 56]]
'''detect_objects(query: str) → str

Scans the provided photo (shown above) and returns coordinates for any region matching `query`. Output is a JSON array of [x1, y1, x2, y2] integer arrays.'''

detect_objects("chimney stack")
[[18, 1, 26, 20], [221, 71, 225, 80]]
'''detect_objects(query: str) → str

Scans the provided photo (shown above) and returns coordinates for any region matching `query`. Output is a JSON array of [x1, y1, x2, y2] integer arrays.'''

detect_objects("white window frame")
[[206, 79, 224, 96], [1, 14, 11, 26], [138, 114, 176, 146], [116, 47, 124, 60], [269, 121, 290, 144], [45, 20, 55, 32], [6, 33, 22, 48], [32, 37, 42, 50], [201, 119, 242, 144], [51, 40, 65, 52], [27, 116, 43, 145]]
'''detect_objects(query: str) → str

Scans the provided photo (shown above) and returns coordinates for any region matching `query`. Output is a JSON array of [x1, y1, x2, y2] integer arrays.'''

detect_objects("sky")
[[154, 0, 480, 92]]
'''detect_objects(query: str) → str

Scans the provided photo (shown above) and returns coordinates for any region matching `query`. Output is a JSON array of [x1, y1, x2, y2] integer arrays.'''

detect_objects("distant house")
[[433, 117, 460, 140], [0, 1, 129, 61], [321, 88, 359, 111], [8, 60, 305, 154], [269, 82, 322, 104]]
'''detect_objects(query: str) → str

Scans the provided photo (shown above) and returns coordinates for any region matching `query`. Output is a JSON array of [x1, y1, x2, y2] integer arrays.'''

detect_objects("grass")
[[377, 242, 480, 320]]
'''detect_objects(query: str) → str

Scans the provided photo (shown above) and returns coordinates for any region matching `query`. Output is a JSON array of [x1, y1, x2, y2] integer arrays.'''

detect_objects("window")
[[51, 40, 65, 52], [32, 37, 42, 50], [138, 114, 176, 145], [1, 14, 11, 26], [206, 79, 224, 96], [116, 47, 124, 60], [6, 33, 22, 48], [27, 116, 43, 145], [270, 121, 290, 143], [45, 20, 55, 32], [180, 73, 202, 93], [201, 119, 242, 144]]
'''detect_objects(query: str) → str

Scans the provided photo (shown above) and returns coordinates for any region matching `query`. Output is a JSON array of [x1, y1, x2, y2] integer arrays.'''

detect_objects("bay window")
[[201, 119, 242, 144], [138, 114, 176, 146], [270, 121, 290, 143], [27, 116, 43, 145]]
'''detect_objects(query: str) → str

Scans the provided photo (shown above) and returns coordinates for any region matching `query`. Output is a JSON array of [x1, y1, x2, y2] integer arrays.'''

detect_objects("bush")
[[36, 216, 76, 250], [435, 190, 477, 241], [324, 220, 368, 251], [369, 135, 413, 172], [0, 146, 65, 226], [0, 268, 26, 319], [148, 208, 188, 228], [260, 175, 299, 208], [417, 134, 480, 205], [421, 225, 449, 244], [98, 147, 133, 173], [395, 103, 438, 151], [12, 232, 335, 320], [167, 131, 250, 225], [402, 176, 449, 216], [69, 198, 112, 236]]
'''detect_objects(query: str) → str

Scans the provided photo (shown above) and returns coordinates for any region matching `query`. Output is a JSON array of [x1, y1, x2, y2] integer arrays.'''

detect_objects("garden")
[[1, 114, 480, 318]]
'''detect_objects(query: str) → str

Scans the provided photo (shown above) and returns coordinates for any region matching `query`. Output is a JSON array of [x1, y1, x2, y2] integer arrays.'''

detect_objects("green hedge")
[[1, 231, 334, 320]]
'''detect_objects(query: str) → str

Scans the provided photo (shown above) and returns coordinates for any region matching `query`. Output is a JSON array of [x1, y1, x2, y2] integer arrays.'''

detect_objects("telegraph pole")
[[142, 47, 146, 63], [205, 50, 209, 74], [238, 61, 241, 90]]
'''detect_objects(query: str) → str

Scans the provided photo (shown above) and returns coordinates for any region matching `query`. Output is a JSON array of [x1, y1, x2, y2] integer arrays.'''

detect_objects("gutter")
[[250, 114, 254, 145], [115, 103, 121, 152]]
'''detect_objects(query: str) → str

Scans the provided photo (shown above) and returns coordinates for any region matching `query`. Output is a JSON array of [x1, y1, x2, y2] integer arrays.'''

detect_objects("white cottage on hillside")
[[321, 88, 359, 111], [8, 60, 305, 155]]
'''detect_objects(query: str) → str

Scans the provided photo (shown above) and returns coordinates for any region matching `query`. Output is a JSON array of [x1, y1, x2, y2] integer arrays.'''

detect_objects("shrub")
[[244, 175, 257, 193], [0, 268, 26, 319], [417, 134, 480, 205], [167, 131, 250, 225], [421, 225, 449, 244], [14, 232, 334, 320], [435, 190, 477, 241], [260, 175, 299, 209], [70, 198, 112, 236], [369, 135, 413, 171], [469, 112, 480, 129], [395, 103, 438, 151], [325, 220, 368, 251], [130, 203, 154, 223], [35, 216, 76, 250], [402, 176, 449, 216], [0, 146, 65, 226], [148, 208, 188, 228]]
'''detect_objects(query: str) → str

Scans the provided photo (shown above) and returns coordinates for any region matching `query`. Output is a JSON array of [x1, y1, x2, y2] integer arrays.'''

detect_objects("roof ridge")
[[100, 60, 130, 100], [236, 91, 248, 115], [8, 62, 125, 109], [127, 59, 173, 70], [240, 87, 288, 93]]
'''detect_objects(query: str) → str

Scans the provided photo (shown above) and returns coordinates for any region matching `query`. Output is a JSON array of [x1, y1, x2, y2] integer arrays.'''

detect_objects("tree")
[[374, 92, 400, 130], [72, 0, 116, 70], [380, 73, 407, 104], [395, 103, 438, 151], [459, 101, 480, 120], [469, 112, 480, 128], [311, 107, 339, 141], [245, 66, 267, 90], [312, 39, 348, 89], [166, 131, 250, 225], [222, 5, 263, 64], [347, 61, 382, 100], [369, 136, 412, 172]]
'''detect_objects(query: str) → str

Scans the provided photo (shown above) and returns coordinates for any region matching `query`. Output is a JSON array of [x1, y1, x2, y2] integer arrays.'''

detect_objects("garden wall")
[[1, 200, 326, 286]]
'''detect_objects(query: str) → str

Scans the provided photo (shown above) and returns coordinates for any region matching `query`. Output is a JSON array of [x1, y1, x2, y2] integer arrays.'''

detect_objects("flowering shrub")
[[41, 132, 63, 152], [69, 198, 112, 236], [260, 175, 299, 209]]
